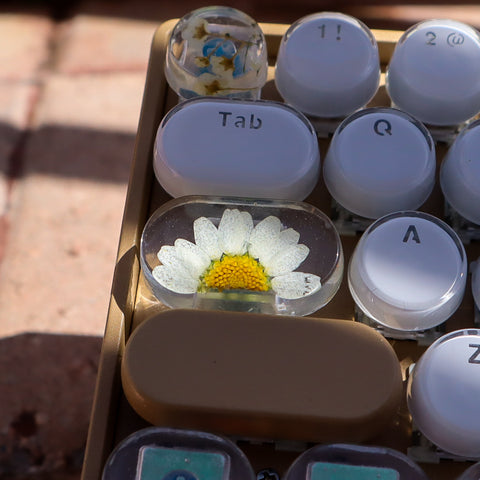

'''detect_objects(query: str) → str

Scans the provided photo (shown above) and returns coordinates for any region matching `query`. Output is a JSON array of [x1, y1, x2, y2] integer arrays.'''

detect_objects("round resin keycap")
[[440, 120, 480, 225], [407, 329, 480, 457], [284, 444, 428, 480], [275, 12, 380, 118], [165, 6, 268, 100], [323, 108, 435, 219], [348, 211, 467, 332], [457, 462, 480, 480], [154, 98, 320, 200], [472, 257, 480, 322], [102, 426, 255, 480], [386, 19, 480, 126]]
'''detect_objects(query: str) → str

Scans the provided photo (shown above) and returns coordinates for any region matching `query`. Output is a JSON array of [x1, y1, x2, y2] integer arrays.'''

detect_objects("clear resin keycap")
[[102, 426, 255, 480], [140, 196, 343, 316], [284, 444, 428, 480], [165, 6, 268, 100]]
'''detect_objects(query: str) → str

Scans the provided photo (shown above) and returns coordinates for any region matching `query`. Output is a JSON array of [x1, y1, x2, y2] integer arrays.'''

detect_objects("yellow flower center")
[[201, 254, 270, 292]]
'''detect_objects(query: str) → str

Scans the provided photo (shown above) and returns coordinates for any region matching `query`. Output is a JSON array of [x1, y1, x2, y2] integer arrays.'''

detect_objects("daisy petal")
[[174, 238, 212, 277], [157, 245, 180, 268], [157, 245, 201, 282], [217, 209, 253, 255], [152, 265, 198, 294], [279, 228, 300, 245], [264, 244, 310, 277], [258, 227, 301, 265], [248, 215, 282, 261], [271, 272, 321, 299], [194, 216, 222, 260]]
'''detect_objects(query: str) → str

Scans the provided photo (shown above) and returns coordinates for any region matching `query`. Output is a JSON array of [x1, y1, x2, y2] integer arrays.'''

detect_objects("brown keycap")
[[121, 309, 403, 443]]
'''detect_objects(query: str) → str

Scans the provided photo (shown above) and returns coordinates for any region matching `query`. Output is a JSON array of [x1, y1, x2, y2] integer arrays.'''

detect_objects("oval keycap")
[[154, 97, 320, 200], [407, 329, 480, 458], [122, 309, 403, 443]]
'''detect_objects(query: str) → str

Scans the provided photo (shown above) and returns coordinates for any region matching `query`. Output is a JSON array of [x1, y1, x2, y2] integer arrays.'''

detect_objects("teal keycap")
[[136, 446, 228, 480], [309, 462, 399, 480]]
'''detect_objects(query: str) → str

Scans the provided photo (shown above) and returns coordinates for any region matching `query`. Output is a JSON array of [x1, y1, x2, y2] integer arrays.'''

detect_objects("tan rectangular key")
[[121, 309, 402, 443]]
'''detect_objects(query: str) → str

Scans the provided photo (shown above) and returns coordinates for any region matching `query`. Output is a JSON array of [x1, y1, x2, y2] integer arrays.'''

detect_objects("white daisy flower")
[[152, 209, 321, 300]]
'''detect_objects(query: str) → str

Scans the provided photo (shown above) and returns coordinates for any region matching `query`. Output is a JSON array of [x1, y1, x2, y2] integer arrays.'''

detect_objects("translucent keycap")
[[102, 426, 255, 480], [140, 197, 343, 316], [386, 19, 480, 126], [284, 444, 428, 480], [457, 462, 480, 480], [165, 6, 268, 100], [407, 329, 480, 458], [275, 12, 380, 118], [472, 257, 480, 326], [154, 98, 320, 200], [440, 120, 480, 235], [348, 211, 467, 334], [323, 108, 435, 221], [122, 310, 403, 444]]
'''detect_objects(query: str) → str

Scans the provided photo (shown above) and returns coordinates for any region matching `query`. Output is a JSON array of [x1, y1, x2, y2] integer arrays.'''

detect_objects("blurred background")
[[1, 0, 480, 478]]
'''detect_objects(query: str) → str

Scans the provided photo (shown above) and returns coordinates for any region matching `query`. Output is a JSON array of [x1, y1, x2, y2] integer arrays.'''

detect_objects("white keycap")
[[386, 19, 480, 126], [323, 108, 436, 219], [154, 98, 320, 200], [407, 329, 480, 458], [440, 120, 480, 225], [348, 211, 467, 331], [274, 12, 380, 118]]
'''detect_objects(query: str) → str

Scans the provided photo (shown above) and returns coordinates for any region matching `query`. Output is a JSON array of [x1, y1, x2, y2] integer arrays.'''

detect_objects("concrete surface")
[[1, 1, 480, 478]]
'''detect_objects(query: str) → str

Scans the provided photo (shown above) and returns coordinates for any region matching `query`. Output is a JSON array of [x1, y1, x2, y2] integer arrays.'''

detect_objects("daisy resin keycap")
[[440, 119, 480, 242], [154, 97, 320, 200], [323, 108, 435, 232], [275, 12, 380, 119], [407, 329, 480, 459], [140, 197, 343, 316], [102, 426, 255, 480], [165, 6, 268, 100], [284, 444, 428, 480], [348, 211, 467, 340], [122, 310, 403, 443], [386, 19, 480, 126]]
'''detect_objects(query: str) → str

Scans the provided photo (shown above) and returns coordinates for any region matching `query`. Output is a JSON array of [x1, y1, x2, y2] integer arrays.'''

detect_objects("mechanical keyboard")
[[81, 8, 480, 480]]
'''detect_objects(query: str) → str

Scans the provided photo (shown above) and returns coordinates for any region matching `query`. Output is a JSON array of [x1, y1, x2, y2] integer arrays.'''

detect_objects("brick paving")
[[1, 1, 480, 479]]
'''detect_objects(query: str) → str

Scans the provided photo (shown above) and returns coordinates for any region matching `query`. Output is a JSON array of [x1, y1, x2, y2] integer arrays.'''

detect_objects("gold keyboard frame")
[[81, 21, 480, 480]]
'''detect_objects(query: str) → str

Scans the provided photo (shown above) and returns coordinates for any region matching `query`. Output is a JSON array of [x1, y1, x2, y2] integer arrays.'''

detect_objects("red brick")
[[0, 72, 146, 338], [0, 13, 53, 81], [55, 14, 158, 74]]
